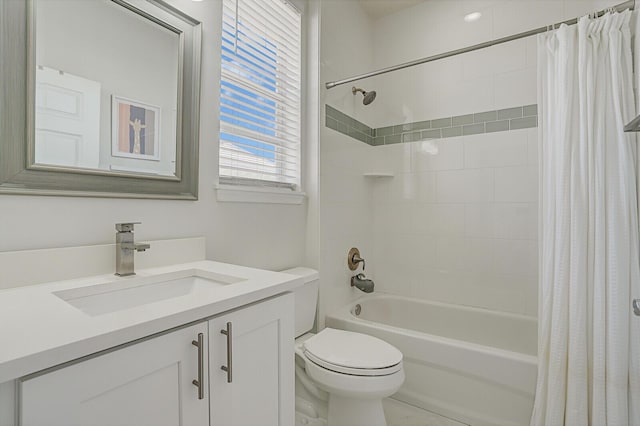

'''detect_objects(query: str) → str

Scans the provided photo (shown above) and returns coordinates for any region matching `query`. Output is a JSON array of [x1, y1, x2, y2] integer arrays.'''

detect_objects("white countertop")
[[0, 260, 304, 383]]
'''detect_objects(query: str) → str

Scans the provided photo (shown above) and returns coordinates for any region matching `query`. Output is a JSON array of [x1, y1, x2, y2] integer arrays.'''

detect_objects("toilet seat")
[[303, 328, 403, 377]]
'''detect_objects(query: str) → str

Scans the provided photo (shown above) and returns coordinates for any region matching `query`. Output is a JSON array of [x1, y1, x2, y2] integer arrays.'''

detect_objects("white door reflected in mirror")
[[35, 67, 101, 170], [33, 0, 179, 177]]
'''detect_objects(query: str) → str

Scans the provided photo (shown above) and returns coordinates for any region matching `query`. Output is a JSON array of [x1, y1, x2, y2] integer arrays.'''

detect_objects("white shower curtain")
[[531, 11, 640, 426]]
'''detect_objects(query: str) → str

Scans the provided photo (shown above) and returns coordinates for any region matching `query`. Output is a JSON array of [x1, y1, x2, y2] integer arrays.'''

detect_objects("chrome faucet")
[[115, 222, 150, 276]]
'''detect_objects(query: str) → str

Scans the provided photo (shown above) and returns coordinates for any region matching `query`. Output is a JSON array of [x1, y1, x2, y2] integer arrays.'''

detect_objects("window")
[[219, 0, 302, 192]]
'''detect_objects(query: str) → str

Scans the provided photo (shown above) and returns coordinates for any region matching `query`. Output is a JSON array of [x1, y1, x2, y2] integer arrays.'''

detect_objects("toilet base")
[[327, 394, 387, 426]]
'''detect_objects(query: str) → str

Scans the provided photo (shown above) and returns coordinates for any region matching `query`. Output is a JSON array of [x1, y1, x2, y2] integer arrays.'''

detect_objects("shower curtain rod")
[[325, 0, 636, 89]]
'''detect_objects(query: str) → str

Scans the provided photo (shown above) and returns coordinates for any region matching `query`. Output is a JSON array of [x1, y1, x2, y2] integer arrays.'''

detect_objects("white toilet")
[[284, 268, 405, 426]]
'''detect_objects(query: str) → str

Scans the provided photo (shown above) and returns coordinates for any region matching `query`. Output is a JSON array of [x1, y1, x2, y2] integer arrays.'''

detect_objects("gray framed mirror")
[[0, 0, 201, 199]]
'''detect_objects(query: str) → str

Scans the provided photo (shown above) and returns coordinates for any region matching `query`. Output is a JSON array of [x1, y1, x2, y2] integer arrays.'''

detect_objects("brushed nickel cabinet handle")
[[220, 322, 233, 383], [192, 333, 204, 399], [634, 299, 640, 316]]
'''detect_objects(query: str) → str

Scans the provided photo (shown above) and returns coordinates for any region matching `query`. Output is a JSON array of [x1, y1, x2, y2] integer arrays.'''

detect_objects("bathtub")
[[325, 294, 537, 426]]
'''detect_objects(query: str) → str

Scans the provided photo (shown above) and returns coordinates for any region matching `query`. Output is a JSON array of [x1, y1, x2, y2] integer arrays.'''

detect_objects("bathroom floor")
[[383, 398, 468, 426], [294, 396, 467, 426]]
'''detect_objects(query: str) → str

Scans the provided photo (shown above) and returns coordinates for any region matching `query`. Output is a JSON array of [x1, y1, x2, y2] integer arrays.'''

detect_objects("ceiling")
[[357, 0, 426, 19]]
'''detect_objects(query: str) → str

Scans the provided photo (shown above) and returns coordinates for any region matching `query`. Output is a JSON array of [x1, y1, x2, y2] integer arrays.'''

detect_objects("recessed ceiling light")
[[464, 12, 482, 22]]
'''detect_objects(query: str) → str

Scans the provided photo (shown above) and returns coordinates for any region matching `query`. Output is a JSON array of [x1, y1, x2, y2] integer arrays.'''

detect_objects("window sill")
[[214, 184, 306, 205]]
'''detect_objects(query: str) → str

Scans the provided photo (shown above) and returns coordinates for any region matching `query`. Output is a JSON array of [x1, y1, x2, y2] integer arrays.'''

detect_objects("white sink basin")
[[53, 269, 245, 316]]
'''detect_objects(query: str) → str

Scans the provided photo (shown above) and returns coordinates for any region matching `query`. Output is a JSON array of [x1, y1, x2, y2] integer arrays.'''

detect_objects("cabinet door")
[[20, 323, 208, 426], [209, 294, 294, 426]]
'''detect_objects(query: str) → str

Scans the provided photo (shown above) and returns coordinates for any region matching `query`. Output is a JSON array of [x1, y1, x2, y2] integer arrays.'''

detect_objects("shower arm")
[[325, 0, 635, 90]]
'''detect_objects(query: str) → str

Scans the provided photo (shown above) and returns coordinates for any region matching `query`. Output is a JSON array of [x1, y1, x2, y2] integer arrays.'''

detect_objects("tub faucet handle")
[[348, 247, 365, 271]]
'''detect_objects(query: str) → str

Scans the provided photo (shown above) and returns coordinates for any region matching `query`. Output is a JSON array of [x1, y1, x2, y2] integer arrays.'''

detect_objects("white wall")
[[319, 0, 622, 319], [318, 0, 379, 326], [0, 0, 307, 273]]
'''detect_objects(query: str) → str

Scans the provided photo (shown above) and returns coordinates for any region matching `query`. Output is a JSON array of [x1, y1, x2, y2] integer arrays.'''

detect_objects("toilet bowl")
[[283, 267, 405, 426], [297, 328, 404, 426]]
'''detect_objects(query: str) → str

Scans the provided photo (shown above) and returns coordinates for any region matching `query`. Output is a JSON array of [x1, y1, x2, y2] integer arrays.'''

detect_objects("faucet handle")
[[347, 247, 366, 271], [115, 222, 141, 232]]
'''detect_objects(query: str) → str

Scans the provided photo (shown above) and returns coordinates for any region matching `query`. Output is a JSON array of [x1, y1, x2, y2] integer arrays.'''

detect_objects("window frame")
[[216, 0, 306, 204]]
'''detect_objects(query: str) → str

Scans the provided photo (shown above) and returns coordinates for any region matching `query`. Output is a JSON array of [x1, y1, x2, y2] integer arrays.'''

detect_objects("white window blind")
[[219, 0, 302, 190]]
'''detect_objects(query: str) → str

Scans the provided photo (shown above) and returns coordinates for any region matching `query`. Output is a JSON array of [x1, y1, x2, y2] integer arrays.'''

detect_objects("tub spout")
[[351, 273, 374, 293]]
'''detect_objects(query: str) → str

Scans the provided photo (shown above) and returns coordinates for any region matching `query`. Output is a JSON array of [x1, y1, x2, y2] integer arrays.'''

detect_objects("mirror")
[[0, 0, 201, 199], [34, 0, 180, 176]]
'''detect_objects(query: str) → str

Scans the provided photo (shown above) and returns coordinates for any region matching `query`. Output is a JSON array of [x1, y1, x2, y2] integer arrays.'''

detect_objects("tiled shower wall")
[[323, 105, 539, 316], [319, 0, 620, 320], [368, 129, 538, 316]]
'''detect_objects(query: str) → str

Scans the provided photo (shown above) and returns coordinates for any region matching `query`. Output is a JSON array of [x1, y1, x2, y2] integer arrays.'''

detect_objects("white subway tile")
[[411, 268, 466, 302], [321, 172, 370, 205], [436, 168, 494, 203], [321, 144, 369, 176], [493, 67, 537, 110], [462, 272, 527, 314], [494, 203, 537, 240], [495, 166, 537, 202], [411, 138, 464, 172], [416, 172, 438, 203], [527, 128, 539, 165], [372, 172, 418, 205], [435, 237, 466, 271], [463, 130, 528, 169], [463, 238, 495, 274], [437, 75, 495, 118], [435, 237, 494, 274], [523, 274, 538, 317], [563, 0, 620, 21], [493, 0, 563, 39], [462, 39, 527, 80], [465, 203, 497, 238], [429, 204, 466, 236], [411, 205, 433, 234], [388, 234, 437, 270], [525, 34, 537, 69], [413, 204, 466, 236], [322, 206, 373, 247], [493, 239, 537, 277], [370, 143, 413, 174], [373, 204, 414, 235]]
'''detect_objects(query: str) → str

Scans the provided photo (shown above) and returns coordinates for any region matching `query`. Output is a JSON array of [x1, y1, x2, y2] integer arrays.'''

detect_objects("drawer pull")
[[220, 322, 233, 383], [192, 333, 204, 399]]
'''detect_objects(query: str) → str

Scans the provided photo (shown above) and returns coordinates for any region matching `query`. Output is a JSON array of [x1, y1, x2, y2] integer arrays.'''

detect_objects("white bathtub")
[[325, 294, 537, 426]]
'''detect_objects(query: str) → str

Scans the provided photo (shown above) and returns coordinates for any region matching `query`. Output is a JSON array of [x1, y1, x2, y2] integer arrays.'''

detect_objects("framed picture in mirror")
[[112, 96, 161, 161]]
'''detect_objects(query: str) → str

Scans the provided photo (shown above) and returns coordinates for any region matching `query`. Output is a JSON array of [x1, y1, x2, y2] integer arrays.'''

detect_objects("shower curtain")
[[531, 10, 640, 426]]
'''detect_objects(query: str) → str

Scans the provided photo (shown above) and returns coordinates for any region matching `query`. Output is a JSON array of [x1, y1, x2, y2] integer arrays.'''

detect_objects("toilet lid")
[[303, 328, 402, 376]]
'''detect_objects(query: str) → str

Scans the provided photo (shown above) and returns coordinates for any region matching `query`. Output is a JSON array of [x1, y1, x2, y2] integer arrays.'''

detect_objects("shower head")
[[352, 86, 377, 105]]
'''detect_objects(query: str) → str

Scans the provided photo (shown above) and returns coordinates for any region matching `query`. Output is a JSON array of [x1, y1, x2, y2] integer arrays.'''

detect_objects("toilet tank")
[[281, 267, 319, 337]]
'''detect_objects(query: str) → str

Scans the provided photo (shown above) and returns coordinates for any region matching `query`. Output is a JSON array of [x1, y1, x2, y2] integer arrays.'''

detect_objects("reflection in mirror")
[[34, 0, 180, 177]]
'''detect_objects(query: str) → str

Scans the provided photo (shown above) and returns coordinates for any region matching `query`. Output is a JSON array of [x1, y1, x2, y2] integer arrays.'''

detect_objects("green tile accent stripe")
[[325, 105, 374, 145], [325, 104, 538, 146]]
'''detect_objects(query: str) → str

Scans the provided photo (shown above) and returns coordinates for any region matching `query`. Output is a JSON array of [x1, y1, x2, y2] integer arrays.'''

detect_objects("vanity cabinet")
[[17, 293, 294, 426], [209, 294, 294, 426], [20, 322, 209, 426]]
